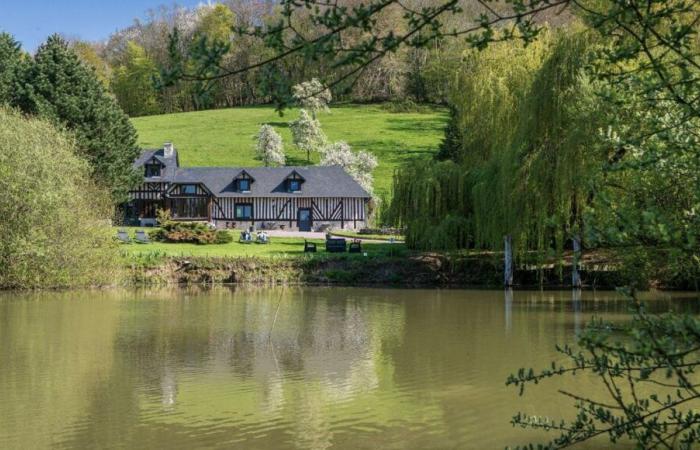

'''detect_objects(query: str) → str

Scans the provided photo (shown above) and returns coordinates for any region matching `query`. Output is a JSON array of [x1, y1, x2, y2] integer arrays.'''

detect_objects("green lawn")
[[118, 233, 406, 259], [131, 104, 447, 197], [329, 230, 405, 241]]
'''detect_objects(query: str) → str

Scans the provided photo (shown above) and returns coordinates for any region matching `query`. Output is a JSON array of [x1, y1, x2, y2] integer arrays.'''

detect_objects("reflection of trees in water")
[[102, 287, 409, 448], [10, 288, 688, 449], [0, 290, 123, 449]]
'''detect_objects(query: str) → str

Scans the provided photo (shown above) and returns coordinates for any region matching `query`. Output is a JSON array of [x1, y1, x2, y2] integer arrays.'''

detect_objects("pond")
[[0, 287, 697, 449]]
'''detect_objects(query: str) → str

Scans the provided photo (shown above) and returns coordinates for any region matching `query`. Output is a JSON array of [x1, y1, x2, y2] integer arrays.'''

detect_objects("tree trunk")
[[504, 235, 513, 287], [572, 235, 582, 288]]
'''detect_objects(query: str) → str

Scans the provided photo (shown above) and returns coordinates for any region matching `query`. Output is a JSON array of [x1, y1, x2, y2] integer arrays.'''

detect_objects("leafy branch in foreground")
[[507, 290, 700, 449], [158, 0, 700, 113]]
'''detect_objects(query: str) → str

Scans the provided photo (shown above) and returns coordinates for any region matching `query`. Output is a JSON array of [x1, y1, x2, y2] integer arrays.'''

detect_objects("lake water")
[[0, 287, 697, 449]]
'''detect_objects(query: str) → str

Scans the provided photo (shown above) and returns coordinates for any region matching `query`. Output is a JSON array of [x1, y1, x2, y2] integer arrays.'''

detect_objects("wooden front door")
[[297, 208, 312, 231]]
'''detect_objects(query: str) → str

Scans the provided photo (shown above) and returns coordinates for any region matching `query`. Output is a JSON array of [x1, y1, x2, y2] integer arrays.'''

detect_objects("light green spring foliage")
[[473, 28, 601, 255], [0, 108, 119, 288], [111, 41, 160, 117], [389, 27, 604, 258]]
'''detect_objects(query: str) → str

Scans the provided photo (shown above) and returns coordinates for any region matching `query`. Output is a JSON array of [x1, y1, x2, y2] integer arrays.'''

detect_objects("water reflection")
[[0, 287, 697, 450]]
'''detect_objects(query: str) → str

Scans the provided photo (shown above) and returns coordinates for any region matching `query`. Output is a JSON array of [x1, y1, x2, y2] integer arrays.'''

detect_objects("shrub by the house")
[[150, 210, 232, 244]]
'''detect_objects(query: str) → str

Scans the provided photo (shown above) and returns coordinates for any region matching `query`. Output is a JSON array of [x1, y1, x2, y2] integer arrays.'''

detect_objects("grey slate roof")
[[134, 149, 370, 198], [134, 148, 179, 180]]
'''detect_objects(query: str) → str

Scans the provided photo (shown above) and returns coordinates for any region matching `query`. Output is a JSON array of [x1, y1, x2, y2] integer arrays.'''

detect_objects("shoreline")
[[124, 253, 680, 290]]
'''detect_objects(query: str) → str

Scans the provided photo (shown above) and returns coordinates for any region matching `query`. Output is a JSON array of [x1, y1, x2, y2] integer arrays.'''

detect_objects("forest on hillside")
[[51, 0, 570, 116]]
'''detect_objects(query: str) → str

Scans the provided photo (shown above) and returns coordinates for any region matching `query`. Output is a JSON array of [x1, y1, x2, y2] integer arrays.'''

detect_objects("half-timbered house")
[[126, 143, 372, 231]]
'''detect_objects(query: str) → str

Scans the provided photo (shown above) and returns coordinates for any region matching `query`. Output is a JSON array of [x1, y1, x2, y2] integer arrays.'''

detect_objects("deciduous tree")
[[0, 108, 118, 288], [255, 124, 285, 166], [292, 78, 332, 118], [111, 41, 160, 116], [321, 141, 377, 195], [289, 109, 326, 163]]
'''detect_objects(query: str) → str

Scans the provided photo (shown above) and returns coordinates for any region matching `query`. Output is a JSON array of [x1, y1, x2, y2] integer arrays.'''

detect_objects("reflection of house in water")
[[122, 287, 408, 449]]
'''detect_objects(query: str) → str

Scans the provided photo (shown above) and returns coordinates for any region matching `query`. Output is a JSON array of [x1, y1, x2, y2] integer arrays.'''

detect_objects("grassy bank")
[[117, 232, 693, 289], [131, 104, 447, 197], [122, 248, 643, 289]]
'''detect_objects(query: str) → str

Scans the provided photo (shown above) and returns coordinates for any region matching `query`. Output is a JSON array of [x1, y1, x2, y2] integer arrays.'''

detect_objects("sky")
[[0, 0, 204, 52]]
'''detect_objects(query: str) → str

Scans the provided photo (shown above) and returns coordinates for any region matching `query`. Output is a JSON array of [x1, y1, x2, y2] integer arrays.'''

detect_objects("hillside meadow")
[[131, 104, 447, 197]]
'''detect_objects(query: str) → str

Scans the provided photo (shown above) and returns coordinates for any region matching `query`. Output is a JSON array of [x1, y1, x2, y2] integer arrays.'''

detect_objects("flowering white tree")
[[289, 109, 327, 162], [255, 124, 285, 166], [321, 141, 378, 195], [292, 78, 332, 118]]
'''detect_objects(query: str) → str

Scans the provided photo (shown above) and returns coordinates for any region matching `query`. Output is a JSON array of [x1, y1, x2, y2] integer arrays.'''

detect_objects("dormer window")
[[233, 170, 255, 193], [182, 184, 197, 195], [145, 163, 161, 177], [288, 179, 301, 192], [284, 170, 305, 192]]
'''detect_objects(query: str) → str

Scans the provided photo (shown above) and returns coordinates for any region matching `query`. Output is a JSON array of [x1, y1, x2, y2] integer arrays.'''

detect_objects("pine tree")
[[20, 35, 140, 202], [0, 33, 25, 106], [435, 105, 463, 161]]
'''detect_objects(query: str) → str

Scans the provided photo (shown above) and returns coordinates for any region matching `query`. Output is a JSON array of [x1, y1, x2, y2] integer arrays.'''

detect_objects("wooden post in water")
[[504, 235, 514, 287], [572, 235, 582, 288]]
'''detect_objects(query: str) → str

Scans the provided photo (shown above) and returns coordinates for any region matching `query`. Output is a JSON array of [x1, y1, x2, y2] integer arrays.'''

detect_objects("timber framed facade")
[[126, 143, 371, 231]]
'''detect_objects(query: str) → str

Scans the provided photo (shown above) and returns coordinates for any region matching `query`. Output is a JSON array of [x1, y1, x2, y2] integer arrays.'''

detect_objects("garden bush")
[[0, 108, 119, 288], [150, 210, 232, 244]]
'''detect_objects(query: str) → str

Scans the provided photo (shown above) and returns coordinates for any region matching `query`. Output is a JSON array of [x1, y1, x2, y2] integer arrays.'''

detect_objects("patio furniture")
[[348, 240, 361, 253], [116, 229, 131, 243], [325, 237, 347, 253], [304, 241, 317, 253], [239, 231, 253, 244], [135, 229, 150, 244], [316, 223, 331, 233]]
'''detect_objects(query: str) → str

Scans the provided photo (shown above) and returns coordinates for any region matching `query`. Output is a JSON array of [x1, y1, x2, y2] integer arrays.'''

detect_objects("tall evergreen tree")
[[0, 33, 25, 106], [20, 34, 140, 202], [435, 106, 463, 162]]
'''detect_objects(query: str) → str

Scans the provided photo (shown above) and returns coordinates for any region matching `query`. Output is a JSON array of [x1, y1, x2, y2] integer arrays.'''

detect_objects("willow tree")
[[472, 29, 603, 261], [389, 27, 604, 261]]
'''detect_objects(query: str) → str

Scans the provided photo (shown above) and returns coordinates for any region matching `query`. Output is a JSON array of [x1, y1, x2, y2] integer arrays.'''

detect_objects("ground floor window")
[[131, 199, 163, 219], [171, 197, 208, 219], [235, 203, 253, 220]]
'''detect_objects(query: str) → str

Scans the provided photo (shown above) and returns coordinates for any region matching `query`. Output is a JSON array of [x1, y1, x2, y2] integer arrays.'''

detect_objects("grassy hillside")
[[132, 104, 447, 197]]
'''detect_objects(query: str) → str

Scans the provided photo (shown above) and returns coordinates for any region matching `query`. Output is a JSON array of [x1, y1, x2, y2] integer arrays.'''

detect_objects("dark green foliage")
[[150, 211, 232, 245], [435, 106, 463, 161], [0, 33, 25, 106], [214, 230, 234, 244], [18, 35, 140, 202]]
